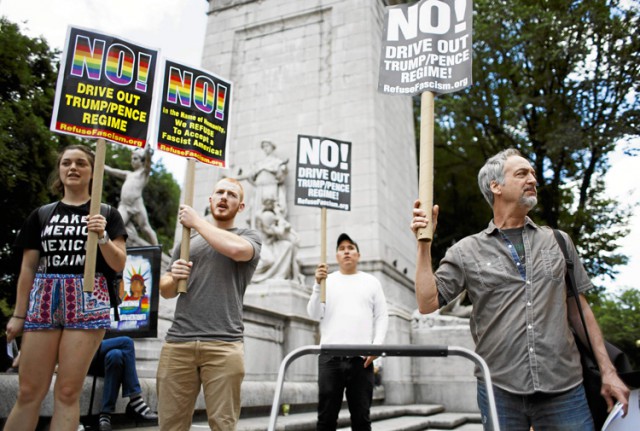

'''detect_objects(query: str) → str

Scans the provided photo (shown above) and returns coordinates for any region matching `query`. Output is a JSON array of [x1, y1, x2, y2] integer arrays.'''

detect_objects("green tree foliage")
[[590, 288, 640, 369], [421, 0, 640, 288], [0, 19, 179, 327], [0, 18, 80, 321], [103, 144, 179, 254]]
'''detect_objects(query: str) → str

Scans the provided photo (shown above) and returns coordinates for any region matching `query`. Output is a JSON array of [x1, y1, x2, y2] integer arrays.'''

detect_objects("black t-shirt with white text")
[[15, 201, 127, 280]]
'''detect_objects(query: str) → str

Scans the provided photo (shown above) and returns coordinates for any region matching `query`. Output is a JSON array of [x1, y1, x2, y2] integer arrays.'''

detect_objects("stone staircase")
[[117, 404, 482, 431], [237, 404, 482, 431], [0, 371, 482, 431]]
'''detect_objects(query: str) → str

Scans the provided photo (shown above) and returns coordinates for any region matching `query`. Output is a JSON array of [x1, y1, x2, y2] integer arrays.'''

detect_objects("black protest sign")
[[378, 0, 473, 96], [295, 135, 351, 211], [156, 60, 232, 167], [51, 26, 158, 148]]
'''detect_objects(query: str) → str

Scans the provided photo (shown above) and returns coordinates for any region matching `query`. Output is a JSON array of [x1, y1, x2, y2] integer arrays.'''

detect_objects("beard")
[[212, 206, 237, 221], [520, 195, 538, 209]]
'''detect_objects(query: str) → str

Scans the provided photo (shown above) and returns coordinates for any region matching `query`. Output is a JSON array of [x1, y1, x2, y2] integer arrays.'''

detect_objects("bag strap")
[[37, 201, 60, 227], [99, 204, 121, 322], [99, 204, 123, 322], [552, 229, 597, 360]]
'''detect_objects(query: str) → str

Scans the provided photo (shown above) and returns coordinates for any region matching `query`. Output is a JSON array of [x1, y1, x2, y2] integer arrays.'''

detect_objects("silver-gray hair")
[[477, 148, 523, 207]]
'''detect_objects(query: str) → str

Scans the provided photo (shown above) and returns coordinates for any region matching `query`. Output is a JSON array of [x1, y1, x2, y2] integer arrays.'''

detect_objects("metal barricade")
[[268, 344, 500, 431]]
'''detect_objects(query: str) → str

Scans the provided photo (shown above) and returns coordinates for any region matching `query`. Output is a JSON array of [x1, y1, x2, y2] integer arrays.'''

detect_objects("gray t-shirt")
[[435, 217, 593, 394], [166, 227, 261, 342]]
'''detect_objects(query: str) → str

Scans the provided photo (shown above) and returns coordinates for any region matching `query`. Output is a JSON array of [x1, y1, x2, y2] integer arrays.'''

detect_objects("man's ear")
[[238, 202, 245, 213], [490, 180, 501, 195]]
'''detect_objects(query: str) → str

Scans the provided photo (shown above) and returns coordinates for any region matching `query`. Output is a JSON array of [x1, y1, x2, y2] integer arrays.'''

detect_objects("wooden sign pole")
[[177, 159, 196, 294], [417, 91, 435, 242], [84, 138, 107, 292], [320, 207, 327, 303]]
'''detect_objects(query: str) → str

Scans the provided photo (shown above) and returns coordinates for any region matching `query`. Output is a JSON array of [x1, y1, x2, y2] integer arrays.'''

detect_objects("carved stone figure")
[[252, 197, 303, 283], [105, 147, 158, 245], [236, 140, 303, 283], [237, 140, 289, 228]]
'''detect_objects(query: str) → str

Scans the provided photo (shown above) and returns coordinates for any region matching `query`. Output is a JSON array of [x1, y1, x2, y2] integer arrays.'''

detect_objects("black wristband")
[[12, 315, 26, 319]]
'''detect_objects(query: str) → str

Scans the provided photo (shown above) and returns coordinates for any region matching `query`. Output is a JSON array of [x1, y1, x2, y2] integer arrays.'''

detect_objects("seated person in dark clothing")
[[89, 336, 158, 431]]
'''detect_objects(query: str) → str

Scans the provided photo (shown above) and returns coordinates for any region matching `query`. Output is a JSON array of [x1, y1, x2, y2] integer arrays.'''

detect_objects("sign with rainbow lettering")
[[156, 60, 232, 167], [51, 26, 158, 148]]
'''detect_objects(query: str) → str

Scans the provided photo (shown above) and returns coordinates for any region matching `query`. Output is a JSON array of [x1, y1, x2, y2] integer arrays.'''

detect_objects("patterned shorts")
[[24, 273, 111, 331]]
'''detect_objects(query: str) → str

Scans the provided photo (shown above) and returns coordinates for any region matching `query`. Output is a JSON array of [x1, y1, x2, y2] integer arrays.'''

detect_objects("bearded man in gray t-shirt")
[[157, 177, 261, 431]]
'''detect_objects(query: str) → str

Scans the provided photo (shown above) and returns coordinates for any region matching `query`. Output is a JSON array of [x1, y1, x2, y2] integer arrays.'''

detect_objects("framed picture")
[[109, 245, 161, 338]]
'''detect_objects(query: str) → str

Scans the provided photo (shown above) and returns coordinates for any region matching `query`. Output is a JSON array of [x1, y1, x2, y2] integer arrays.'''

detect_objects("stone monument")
[[184, 0, 420, 405]]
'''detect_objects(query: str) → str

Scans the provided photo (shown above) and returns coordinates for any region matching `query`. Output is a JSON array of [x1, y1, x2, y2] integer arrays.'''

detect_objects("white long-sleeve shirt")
[[307, 271, 388, 345]]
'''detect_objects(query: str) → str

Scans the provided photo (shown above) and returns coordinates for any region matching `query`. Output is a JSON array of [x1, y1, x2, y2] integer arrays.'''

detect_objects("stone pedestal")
[[243, 280, 311, 317], [412, 311, 478, 413], [382, 306, 415, 405], [243, 305, 318, 383]]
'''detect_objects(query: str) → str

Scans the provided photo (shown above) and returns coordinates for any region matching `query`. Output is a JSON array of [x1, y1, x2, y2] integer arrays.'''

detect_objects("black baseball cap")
[[336, 233, 359, 252]]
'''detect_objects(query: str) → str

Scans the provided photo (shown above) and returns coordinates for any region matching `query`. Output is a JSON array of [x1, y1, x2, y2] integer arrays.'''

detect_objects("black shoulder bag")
[[552, 229, 638, 429]]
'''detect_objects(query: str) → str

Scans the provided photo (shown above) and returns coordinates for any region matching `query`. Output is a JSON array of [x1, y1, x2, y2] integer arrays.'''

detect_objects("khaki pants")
[[157, 340, 244, 431]]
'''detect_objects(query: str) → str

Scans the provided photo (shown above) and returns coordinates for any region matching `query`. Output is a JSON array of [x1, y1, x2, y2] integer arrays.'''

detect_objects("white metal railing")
[[267, 344, 500, 431]]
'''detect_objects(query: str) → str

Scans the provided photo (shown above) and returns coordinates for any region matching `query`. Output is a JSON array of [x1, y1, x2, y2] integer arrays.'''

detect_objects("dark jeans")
[[317, 354, 374, 431], [92, 336, 142, 414], [477, 380, 594, 431]]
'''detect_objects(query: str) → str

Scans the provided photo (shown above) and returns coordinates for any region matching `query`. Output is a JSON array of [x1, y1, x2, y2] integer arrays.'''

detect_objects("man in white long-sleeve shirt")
[[307, 233, 388, 431]]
